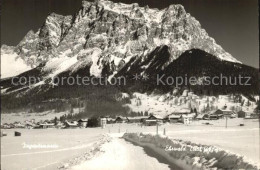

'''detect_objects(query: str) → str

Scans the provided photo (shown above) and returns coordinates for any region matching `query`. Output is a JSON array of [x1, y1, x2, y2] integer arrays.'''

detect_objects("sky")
[[1, 0, 259, 68]]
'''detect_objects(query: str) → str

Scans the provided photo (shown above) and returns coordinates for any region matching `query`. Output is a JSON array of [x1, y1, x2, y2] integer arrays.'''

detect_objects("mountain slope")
[[1, 0, 258, 113], [1, 47, 258, 111], [114, 47, 258, 94]]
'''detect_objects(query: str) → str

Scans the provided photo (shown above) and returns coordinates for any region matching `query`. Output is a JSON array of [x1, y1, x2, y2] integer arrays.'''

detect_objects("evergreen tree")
[[54, 117, 58, 125]]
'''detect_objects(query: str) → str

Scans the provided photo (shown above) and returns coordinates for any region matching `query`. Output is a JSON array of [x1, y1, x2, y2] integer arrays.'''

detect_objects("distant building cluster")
[[1, 119, 88, 129], [1, 108, 258, 130]]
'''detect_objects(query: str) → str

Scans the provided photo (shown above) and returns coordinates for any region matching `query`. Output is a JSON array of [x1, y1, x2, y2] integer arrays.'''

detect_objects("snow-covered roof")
[[168, 115, 181, 119], [40, 123, 55, 126], [219, 109, 233, 112], [25, 122, 34, 126], [196, 114, 206, 119], [127, 116, 148, 120], [148, 115, 165, 119], [115, 116, 128, 120], [182, 114, 193, 118], [78, 119, 88, 122], [65, 121, 78, 126]]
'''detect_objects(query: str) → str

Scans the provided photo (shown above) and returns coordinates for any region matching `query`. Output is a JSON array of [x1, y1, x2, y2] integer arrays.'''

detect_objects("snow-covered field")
[[166, 119, 260, 166], [1, 118, 259, 170], [1, 129, 106, 170], [1, 110, 68, 124]]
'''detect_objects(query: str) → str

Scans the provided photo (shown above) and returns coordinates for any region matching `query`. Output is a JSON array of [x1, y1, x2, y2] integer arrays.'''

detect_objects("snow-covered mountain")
[[1, 45, 32, 79], [2, 0, 240, 78], [1, 0, 258, 113]]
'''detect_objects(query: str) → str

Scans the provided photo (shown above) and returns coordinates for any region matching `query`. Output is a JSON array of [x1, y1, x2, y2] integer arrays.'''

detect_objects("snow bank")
[[123, 133, 258, 170], [71, 135, 172, 170], [58, 134, 111, 169]]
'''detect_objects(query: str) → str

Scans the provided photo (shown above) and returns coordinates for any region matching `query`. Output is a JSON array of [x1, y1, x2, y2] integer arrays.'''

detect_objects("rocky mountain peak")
[[2, 0, 241, 78]]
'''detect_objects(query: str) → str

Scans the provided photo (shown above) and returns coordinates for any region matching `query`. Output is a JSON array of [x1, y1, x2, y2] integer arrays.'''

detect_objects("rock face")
[[3, 0, 240, 73], [1, 0, 258, 113]]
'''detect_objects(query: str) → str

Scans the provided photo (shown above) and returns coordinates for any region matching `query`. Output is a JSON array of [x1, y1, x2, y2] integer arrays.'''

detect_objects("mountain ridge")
[[1, 0, 240, 73], [1, 0, 258, 114]]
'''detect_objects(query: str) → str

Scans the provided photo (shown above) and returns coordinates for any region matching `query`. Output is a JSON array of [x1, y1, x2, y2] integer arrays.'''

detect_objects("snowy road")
[[71, 137, 171, 170]]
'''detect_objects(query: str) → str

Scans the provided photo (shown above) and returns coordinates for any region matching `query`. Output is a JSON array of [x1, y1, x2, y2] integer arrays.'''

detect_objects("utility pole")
[[156, 120, 158, 135], [225, 115, 228, 128]]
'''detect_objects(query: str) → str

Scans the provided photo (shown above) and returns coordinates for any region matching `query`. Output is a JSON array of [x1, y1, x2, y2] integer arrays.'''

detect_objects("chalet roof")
[[25, 122, 34, 126], [168, 115, 181, 119], [40, 123, 55, 126], [115, 116, 128, 120], [219, 109, 233, 112], [182, 114, 194, 118], [243, 110, 254, 113], [196, 114, 206, 119], [147, 115, 164, 120], [78, 119, 88, 122], [127, 116, 148, 120], [208, 110, 218, 115], [65, 121, 78, 126]]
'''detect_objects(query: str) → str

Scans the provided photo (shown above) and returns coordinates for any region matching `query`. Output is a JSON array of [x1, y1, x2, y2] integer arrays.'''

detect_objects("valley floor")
[[1, 118, 259, 170]]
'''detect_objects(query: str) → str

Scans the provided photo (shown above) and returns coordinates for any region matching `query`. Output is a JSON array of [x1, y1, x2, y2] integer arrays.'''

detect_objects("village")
[[1, 109, 259, 170], [1, 107, 258, 133], [1, 92, 259, 169]]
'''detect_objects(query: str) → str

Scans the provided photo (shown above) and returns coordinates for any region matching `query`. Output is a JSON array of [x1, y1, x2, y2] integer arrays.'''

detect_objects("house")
[[24, 122, 34, 129], [140, 118, 147, 123], [209, 114, 218, 120], [127, 116, 148, 123], [196, 114, 208, 120], [106, 117, 115, 124], [39, 123, 55, 129], [237, 110, 246, 118], [99, 118, 107, 128], [13, 122, 25, 128], [2, 123, 12, 129], [209, 109, 237, 119], [32, 123, 41, 129], [78, 119, 88, 128], [55, 121, 64, 129], [144, 115, 164, 126], [244, 111, 259, 119], [114, 117, 129, 123], [209, 110, 222, 119], [181, 114, 193, 124], [250, 113, 259, 119], [230, 112, 237, 118], [64, 121, 78, 128], [208, 110, 222, 119], [168, 114, 181, 123], [172, 108, 191, 115]]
